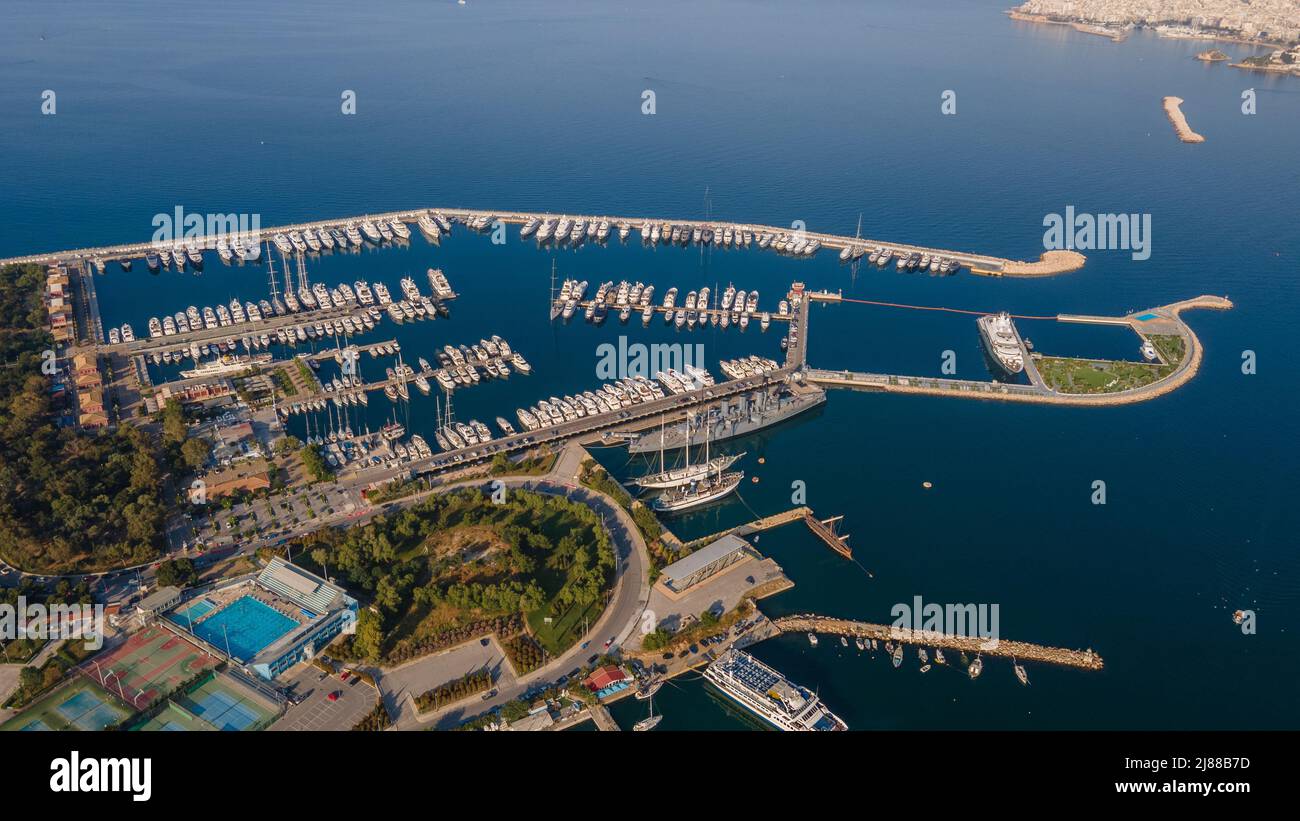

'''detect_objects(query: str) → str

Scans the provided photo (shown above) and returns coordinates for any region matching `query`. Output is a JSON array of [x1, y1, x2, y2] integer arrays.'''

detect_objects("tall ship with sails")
[[703, 648, 848, 731], [633, 414, 744, 490]]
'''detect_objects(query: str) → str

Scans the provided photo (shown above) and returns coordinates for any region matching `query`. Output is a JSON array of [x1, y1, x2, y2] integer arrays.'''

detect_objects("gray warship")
[[626, 384, 826, 453]]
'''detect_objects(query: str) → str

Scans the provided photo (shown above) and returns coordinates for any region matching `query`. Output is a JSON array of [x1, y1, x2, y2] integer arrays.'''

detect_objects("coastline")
[[1161, 96, 1205, 144], [1006, 9, 1289, 51], [1007, 10, 1126, 42]]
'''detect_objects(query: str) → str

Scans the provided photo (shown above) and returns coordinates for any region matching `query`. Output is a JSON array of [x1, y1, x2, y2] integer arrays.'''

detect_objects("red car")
[[340, 671, 351, 681], [327, 691, 340, 702]]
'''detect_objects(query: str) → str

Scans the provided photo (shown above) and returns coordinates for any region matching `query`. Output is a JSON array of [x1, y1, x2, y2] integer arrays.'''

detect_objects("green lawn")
[[1037, 356, 1174, 394]]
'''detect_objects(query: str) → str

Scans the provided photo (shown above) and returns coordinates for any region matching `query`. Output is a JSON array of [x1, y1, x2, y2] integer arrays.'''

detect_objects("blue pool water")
[[174, 598, 216, 624], [189, 596, 297, 662]]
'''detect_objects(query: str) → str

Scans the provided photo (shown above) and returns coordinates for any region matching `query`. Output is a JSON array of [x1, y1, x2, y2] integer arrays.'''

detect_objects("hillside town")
[[1012, 0, 1300, 47]]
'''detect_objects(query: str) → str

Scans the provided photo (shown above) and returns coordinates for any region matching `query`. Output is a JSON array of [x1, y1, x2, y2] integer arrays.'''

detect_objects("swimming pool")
[[190, 596, 298, 662], [173, 598, 216, 625]]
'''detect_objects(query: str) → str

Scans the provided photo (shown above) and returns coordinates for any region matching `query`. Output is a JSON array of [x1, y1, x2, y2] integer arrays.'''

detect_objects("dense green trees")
[[0, 265, 168, 573], [155, 557, 197, 588], [299, 443, 333, 483], [295, 487, 615, 664]]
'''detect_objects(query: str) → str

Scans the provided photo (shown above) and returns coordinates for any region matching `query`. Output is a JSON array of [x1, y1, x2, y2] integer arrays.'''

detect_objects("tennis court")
[[1, 679, 130, 732], [133, 702, 215, 732], [82, 624, 217, 705], [188, 596, 299, 662], [173, 674, 278, 730]]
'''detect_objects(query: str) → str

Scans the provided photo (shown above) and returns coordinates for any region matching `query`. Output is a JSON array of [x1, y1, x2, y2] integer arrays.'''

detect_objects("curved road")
[[384, 447, 651, 730]]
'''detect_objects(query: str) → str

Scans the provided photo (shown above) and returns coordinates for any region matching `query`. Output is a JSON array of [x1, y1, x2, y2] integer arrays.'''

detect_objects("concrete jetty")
[[805, 296, 1231, 406], [0, 206, 1086, 278], [772, 614, 1104, 671], [1163, 96, 1206, 143]]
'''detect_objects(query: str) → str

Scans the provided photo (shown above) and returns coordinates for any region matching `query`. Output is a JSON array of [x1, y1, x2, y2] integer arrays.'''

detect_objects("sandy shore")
[[1001, 249, 1086, 277], [1162, 97, 1205, 143]]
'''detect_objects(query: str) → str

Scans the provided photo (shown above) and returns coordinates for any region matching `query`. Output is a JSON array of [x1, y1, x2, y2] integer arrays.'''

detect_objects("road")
[[388, 449, 651, 730]]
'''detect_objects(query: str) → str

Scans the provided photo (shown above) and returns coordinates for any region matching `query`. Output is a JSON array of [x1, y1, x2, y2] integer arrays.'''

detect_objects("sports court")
[[1, 678, 130, 732], [132, 673, 279, 731], [181, 595, 300, 662], [82, 624, 218, 706]]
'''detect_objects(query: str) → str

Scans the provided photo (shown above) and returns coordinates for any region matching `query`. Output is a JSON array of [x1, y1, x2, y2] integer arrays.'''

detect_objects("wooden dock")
[[771, 614, 1104, 671]]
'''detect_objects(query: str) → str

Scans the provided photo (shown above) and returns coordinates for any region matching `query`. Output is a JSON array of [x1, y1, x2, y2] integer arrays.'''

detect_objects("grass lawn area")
[[1037, 356, 1174, 394], [528, 594, 604, 656], [1148, 334, 1186, 365]]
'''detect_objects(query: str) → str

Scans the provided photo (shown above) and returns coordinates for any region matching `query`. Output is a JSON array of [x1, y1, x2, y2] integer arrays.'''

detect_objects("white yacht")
[[976, 311, 1025, 374]]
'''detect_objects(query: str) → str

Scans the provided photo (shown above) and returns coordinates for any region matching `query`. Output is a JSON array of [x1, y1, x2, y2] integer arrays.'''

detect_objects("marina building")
[[657, 534, 754, 595], [136, 586, 182, 622]]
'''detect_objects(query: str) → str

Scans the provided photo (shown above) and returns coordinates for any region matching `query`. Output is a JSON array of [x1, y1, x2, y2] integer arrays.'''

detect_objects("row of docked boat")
[[526, 216, 627, 246], [415, 212, 453, 243], [270, 218, 410, 258], [145, 307, 385, 365], [145, 274, 409, 343], [633, 222, 822, 258], [719, 355, 780, 381], [426, 336, 529, 392], [139, 236, 264, 273], [433, 416, 498, 452], [809, 633, 1025, 683], [655, 366, 714, 394], [513, 375, 669, 433], [859, 246, 962, 274], [380, 276, 449, 324]]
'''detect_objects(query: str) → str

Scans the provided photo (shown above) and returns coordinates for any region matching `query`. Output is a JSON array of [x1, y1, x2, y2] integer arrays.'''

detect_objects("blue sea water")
[[2, 0, 1298, 729]]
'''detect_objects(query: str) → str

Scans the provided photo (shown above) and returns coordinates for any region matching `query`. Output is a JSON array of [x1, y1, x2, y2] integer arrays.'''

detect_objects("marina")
[[773, 614, 1105, 672], [0, 0, 1291, 745], [0, 207, 1088, 278]]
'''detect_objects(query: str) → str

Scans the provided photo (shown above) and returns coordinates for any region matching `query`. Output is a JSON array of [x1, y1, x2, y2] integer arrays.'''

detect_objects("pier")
[[0, 206, 1087, 278], [681, 506, 812, 550], [770, 614, 1105, 671], [587, 702, 620, 732], [804, 296, 1232, 406]]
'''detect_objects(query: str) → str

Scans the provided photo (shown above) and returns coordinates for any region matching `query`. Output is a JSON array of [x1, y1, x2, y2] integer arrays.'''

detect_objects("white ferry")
[[703, 649, 847, 731]]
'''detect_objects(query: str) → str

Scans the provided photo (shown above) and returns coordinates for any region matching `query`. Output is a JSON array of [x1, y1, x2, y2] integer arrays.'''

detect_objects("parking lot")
[[269, 662, 380, 731]]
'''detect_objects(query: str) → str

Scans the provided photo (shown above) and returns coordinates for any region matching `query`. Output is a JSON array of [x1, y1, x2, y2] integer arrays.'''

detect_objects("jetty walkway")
[[771, 614, 1104, 671], [803, 296, 1232, 406], [0, 206, 1086, 278]]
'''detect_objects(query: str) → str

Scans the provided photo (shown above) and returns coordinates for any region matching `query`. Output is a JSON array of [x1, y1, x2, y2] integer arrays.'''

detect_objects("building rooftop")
[[659, 534, 751, 585], [138, 586, 181, 613]]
